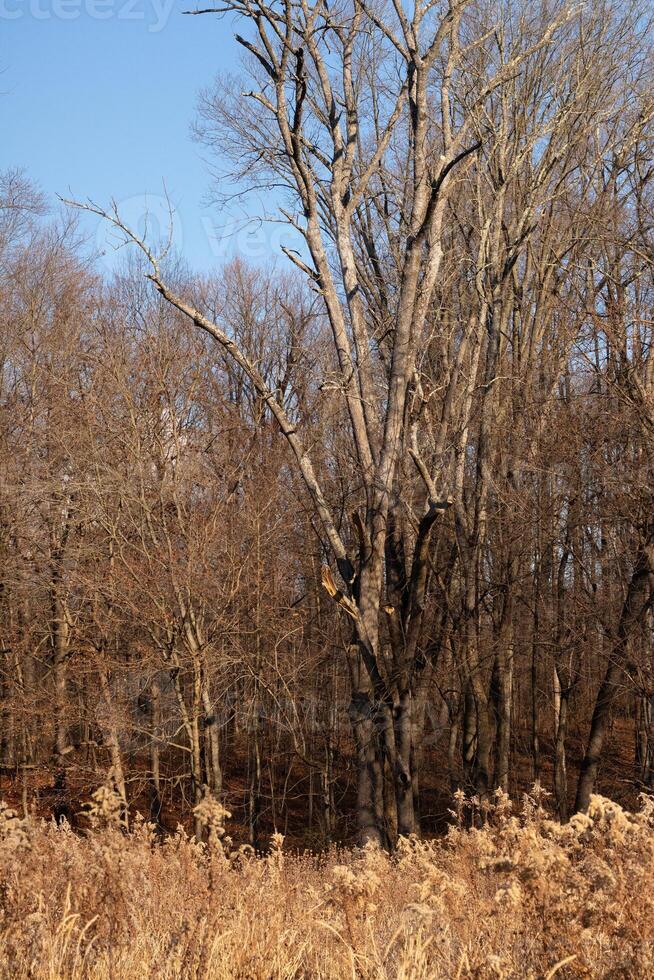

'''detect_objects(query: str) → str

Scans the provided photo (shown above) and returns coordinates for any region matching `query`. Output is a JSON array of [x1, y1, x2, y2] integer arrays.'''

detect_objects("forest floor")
[[1, 786, 654, 979], [0, 715, 641, 850]]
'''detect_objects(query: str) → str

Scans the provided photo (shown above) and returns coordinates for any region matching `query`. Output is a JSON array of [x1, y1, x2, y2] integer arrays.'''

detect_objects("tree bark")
[[553, 668, 569, 822], [575, 537, 654, 813]]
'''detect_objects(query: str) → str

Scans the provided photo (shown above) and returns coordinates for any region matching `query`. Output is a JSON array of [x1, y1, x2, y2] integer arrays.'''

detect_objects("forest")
[[1, 0, 654, 973]]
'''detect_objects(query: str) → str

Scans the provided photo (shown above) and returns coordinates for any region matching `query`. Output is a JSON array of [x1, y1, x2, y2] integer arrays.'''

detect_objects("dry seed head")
[[0, 801, 30, 853], [86, 769, 125, 828], [193, 791, 232, 850]]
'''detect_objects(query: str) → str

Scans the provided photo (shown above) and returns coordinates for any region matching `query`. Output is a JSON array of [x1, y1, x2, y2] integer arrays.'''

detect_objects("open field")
[[1, 789, 653, 979]]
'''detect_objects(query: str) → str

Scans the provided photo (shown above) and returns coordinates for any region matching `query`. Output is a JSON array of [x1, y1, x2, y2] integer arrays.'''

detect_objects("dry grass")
[[1, 786, 653, 979]]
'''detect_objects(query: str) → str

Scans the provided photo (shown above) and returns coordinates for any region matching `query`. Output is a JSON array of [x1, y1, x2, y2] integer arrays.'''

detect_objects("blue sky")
[[0, 2, 268, 271]]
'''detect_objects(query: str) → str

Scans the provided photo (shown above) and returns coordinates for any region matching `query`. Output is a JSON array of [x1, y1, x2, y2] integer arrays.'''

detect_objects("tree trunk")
[[462, 685, 477, 788], [393, 690, 418, 837], [635, 693, 654, 786], [474, 687, 493, 799], [553, 668, 569, 822], [575, 538, 654, 813], [493, 642, 514, 793], [201, 683, 222, 797], [98, 667, 128, 827], [531, 630, 541, 782], [149, 679, 162, 825], [51, 592, 70, 761], [448, 700, 461, 792], [248, 728, 262, 849], [348, 690, 386, 846]]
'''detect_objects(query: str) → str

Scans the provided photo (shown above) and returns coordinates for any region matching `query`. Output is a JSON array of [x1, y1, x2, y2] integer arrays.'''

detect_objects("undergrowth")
[[1, 784, 653, 978]]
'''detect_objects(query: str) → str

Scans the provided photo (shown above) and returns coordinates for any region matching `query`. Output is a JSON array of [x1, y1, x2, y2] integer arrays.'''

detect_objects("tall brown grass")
[[1, 785, 653, 978]]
